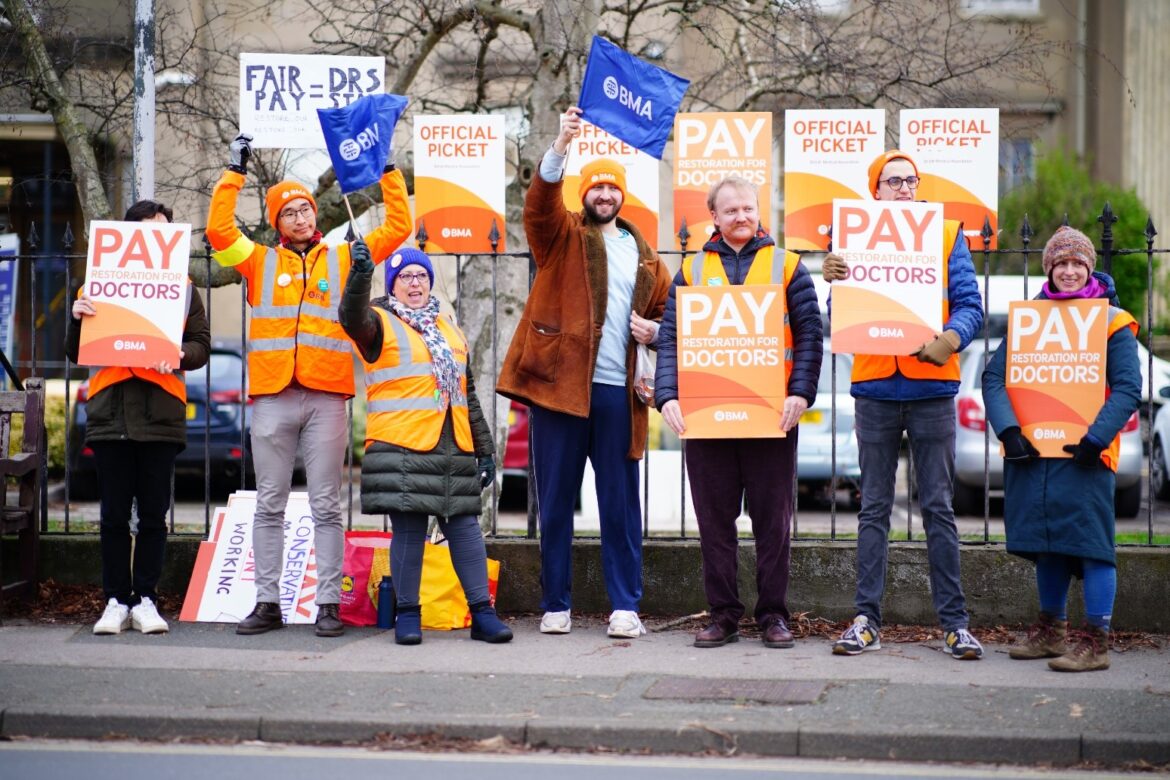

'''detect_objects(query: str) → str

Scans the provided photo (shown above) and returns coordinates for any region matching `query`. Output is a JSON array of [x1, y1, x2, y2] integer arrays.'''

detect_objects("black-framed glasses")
[[395, 272, 430, 286], [279, 205, 314, 222], [880, 176, 920, 190]]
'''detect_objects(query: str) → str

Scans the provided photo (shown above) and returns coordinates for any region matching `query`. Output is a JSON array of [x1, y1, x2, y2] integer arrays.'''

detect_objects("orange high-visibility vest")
[[244, 246, 355, 397], [362, 308, 473, 452], [1101, 307, 1140, 472], [681, 245, 799, 379], [851, 219, 964, 384], [86, 281, 192, 403]]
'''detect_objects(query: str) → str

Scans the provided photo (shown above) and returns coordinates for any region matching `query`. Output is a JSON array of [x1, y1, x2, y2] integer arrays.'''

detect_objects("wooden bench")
[[0, 377, 44, 607]]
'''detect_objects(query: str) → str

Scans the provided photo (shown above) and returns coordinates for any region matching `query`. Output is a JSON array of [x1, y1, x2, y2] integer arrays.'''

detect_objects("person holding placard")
[[339, 242, 510, 645], [206, 133, 411, 638], [67, 200, 210, 636], [822, 150, 985, 660], [982, 227, 1140, 672], [497, 106, 672, 639], [655, 176, 822, 649]]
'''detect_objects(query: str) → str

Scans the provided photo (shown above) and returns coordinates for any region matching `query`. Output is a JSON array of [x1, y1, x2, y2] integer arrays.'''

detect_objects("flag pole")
[[342, 193, 364, 241]]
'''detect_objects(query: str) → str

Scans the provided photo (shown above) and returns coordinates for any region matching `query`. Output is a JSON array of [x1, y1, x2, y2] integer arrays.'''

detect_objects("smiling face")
[[392, 264, 432, 309], [1050, 258, 1091, 293], [875, 159, 918, 202], [277, 197, 317, 244], [582, 183, 623, 224], [710, 182, 758, 250]]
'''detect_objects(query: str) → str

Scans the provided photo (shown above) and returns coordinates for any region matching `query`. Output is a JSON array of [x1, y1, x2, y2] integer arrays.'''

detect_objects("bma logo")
[[113, 339, 147, 351], [441, 227, 473, 239], [601, 75, 653, 119], [338, 123, 381, 161], [867, 326, 905, 338], [713, 410, 748, 422]]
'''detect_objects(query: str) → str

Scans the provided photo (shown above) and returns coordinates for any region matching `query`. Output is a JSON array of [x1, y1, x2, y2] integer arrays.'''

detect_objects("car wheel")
[[1153, 437, 1170, 501], [1114, 481, 1141, 519], [952, 479, 984, 517]]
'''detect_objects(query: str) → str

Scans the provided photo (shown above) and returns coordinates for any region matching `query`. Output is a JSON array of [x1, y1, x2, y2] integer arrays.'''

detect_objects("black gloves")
[[1063, 436, 1105, 468], [477, 456, 496, 490], [999, 426, 1039, 461], [349, 238, 373, 275], [228, 133, 253, 174]]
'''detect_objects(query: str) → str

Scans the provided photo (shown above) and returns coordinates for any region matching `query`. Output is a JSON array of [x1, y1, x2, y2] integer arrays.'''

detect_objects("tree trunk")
[[8, 0, 112, 225]]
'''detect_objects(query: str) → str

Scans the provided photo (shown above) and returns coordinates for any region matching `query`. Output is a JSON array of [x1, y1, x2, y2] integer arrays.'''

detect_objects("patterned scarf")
[[385, 294, 462, 411]]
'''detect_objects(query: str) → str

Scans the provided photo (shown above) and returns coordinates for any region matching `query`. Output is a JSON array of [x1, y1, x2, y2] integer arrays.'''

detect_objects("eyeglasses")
[[279, 205, 314, 222], [880, 176, 920, 190], [395, 272, 430, 286]]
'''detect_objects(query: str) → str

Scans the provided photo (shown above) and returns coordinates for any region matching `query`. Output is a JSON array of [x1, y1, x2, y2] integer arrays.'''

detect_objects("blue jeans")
[[853, 396, 969, 631], [388, 512, 491, 608]]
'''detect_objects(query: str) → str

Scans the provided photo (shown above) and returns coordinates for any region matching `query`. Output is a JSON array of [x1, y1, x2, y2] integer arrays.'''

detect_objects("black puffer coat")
[[340, 262, 494, 519]]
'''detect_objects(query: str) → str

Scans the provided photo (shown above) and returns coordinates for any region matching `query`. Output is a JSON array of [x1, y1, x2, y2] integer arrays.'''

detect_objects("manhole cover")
[[643, 677, 826, 705]]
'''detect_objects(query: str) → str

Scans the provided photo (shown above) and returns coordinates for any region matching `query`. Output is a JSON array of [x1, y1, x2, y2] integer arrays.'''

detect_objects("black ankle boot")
[[236, 602, 283, 635], [469, 601, 513, 643], [395, 605, 422, 645], [315, 603, 344, 637]]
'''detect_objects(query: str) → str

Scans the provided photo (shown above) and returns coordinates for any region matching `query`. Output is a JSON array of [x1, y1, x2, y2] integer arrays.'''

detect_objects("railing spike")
[[26, 220, 39, 250], [489, 218, 500, 253], [62, 222, 74, 251], [416, 219, 428, 252], [1145, 215, 1158, 243], [677, 216, 690, 252]]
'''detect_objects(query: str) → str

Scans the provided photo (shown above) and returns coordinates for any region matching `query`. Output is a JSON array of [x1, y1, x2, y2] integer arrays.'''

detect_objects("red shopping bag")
[[339, 530, 392, 626]]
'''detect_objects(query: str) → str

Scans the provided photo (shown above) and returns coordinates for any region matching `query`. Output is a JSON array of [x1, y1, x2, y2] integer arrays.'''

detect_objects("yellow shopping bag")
[[367, 541, 501, 630]]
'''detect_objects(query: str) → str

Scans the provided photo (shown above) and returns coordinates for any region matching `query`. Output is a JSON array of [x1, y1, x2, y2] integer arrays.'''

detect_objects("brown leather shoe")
[[694, 622, 739, 648], [762, 616, 795, 648], [315, 603, 344, 638], [236, 602, 283, 635]]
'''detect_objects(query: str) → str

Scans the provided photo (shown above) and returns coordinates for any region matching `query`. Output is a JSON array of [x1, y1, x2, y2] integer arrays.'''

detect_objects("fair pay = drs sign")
[[677, 285, 786, 439]]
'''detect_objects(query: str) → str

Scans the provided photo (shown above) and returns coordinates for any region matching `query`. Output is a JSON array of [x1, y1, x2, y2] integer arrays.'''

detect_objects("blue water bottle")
[[376, 575, 396, 628]]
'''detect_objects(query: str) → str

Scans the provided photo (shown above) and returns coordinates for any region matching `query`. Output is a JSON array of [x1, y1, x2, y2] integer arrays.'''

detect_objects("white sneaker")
[[130, 597, 169, 634], [540, 610, 572, 634], [93, 598, 131, 635], [607, 610, 647, 638]]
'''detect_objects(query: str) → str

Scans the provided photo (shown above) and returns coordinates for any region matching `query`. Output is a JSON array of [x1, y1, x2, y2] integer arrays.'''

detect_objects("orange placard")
[[77, 220, 190, 368], [783, 109, 886, 251], [829, 200, 944, 355], [677, 285, 786, 439], [672, 113, 771, 250], [1005, 299, 1108, 457], [413, 115, 507, 254], [899, 109, 999, 250]]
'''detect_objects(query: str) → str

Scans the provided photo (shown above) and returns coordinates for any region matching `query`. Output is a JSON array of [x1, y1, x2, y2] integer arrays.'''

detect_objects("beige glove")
[[822, 253, 848, 282], [914, 329, 961, 366]]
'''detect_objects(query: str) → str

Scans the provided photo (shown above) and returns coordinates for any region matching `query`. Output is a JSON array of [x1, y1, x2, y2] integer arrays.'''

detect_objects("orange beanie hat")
[[577, 158, 627, 203], [867, 150, 919, 198], [265, 181, 317, 230]]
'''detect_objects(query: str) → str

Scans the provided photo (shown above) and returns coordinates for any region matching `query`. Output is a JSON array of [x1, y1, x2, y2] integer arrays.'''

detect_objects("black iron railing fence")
[[3, 204, 1167, 546]]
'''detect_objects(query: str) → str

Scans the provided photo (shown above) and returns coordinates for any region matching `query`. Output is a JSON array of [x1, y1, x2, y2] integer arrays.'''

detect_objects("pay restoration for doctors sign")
[[77, 220, 191, 368]]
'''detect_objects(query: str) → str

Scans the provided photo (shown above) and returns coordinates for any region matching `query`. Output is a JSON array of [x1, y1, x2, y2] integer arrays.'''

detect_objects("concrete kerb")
[[19, 535, 1170, 631]]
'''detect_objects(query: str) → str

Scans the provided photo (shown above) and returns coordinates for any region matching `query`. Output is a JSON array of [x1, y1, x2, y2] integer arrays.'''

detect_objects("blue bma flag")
[[577, 35, 689, 160], [317, 93, 409, 193]]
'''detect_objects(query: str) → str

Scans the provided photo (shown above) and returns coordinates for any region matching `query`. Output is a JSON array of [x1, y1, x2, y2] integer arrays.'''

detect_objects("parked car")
[[952, 339, 1142, 517], [796, 344, 860, 505], [1149, 396, 1170, 501], [502, 400, 529, 480], [68, 343, 260, 499]]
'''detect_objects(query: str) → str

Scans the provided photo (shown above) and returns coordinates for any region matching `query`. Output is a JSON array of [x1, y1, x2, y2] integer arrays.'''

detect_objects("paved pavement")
[[1, 615, 1167, 768]]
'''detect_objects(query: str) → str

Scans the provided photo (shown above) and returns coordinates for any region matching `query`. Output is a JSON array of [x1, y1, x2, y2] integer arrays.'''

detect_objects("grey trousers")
[[250, 386, 348, 605], [853, 396, 970, 632]]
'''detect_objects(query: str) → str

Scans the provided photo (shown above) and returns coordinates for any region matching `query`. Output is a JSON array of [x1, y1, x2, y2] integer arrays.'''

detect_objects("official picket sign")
[[676, 285, 787, 439], [180, 492, 320, 625], [77, 220, 190, 368], [783, 108, 886, 251], [899, 108, 1000, 248], [829, 200, 944, 355], [1005, 299, 1108, 457], [562, 121, 659, 242], [673, 112, 772, 250], [413, 114, 507, 253], [240, 53, 385, 148]]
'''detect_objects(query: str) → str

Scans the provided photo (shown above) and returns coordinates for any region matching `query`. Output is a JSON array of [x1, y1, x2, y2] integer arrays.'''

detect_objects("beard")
[[584, 200, 620, 225]]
